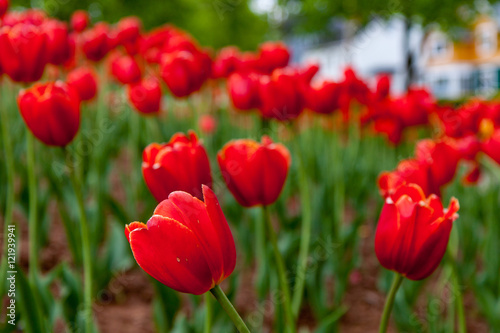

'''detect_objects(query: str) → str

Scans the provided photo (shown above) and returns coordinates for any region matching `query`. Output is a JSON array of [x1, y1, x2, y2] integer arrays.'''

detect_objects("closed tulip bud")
[[256, 41, 290, 74], [217, 136, 291, 207], [374, 74, 391, 101], [142, 131, 212, 202], [199, 114, 217, 134], [258, 69, 304, 121], [67, 67, 98, 101], [0, 23, 48, 83], [18, 81, 81, 147], [375, 183, 459, 280], [160, 50, 208, 98], [116, 16, 142, 46], [70, 10, 89, 32], [227, 72, 260, 111], [82, 22, 112, 62], [415, 139, 461, 188], [127, 76, 162, 114], [305, 80, 341, 115], [44, 19, 71, 65], [125, 185, 236, 295], [110, 53, 141, 84], [212, 46, 240, 79]]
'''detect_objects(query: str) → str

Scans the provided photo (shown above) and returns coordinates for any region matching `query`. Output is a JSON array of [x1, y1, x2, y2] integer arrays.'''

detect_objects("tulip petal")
[[128, 215, 213, 295]]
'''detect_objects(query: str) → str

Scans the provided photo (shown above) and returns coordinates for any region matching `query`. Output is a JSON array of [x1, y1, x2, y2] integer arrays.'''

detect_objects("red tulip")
[[0, 24, 48, 83], [125, 185, 236, 295], [199, 115, 217, 134], [378, 159, 434, 198], [18, 81, 80, 147], [482, 128, 500, 165], [305, 80, 341, 114], [212, 46, 241, 79], [258, 69, 305, 121], [116, 16, 142, 54], [375, 183, 459, 280], [67, 67, 98, 101], [227, 72, 261, 111], [374, 74, 391, 101], [256, 41, 290, 74], [0, 0, 9, 18], [415, 139, 461, 188], [82, 22, 112, 62], [217, 136, 291, 207], [142, 131, 212, 202], [44, 19, 71, 65], [160, 50, 210, 98], [127, 76, 162, 114], [70, 10, 89, 32], [110, 54, 142, 84]]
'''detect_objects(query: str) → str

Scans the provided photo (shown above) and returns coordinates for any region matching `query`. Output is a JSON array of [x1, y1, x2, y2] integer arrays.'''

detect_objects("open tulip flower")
[[142, 131, 212, 202], [125, 185, 236, 295], [18, 81, 81, 147], [375, 183, 459, 281], [218, 136, 291, 207]]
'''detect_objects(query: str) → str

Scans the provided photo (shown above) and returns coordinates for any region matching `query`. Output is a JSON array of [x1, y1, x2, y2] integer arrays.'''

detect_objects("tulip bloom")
[[125, 185, 236, 295], [127, 76, 162, 114], [305, 80, 341, 115], [199, 114, 217, 134], [82, 23, 112, 62], [483, 129, 500, 165], [110, 54, 142, 84], [142, 131, 212, 202], [256, 41, 290, 74], [227, 72, 261, 111], [0, 0, 8, 18], [0, 24, 48, 83], [70, 10, 89, 32], [160, 50, 210, 98], [375, 183, 459, 280], [18, 81, 81, 147], [44, 19, 71, 65], [258, 69, 305, 121], [218, 136, 291, 207], [67, 67, 98, 101]]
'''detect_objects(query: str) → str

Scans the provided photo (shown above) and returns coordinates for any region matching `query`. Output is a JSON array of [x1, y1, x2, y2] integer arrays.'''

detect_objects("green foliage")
[[9, 0, 270, 50]]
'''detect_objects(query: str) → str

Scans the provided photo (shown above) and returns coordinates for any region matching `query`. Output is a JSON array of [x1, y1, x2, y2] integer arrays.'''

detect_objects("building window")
[[431, 39, 448, 57], [434, 77, 449, 97], [475, 24, 497, 56]]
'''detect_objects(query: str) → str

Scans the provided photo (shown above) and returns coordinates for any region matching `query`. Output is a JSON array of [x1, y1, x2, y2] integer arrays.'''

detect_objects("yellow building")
[[422, 16, 500, 99]]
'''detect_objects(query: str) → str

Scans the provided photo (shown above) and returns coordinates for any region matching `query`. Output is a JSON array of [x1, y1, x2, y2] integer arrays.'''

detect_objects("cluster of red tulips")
[[2, 0, 500, 332]]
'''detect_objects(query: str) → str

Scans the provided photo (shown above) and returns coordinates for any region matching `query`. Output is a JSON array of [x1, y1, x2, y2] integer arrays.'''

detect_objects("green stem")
[[66, 149, 93, 333], [379, 273, 404, 333], [0, 88, 16, 298], [262, 205, 296, 332], [446, 251, 466, 333], [255, 208, 268, 298], [210, 285, 250, 333], [204, 292, 212, 333], [26, 132, 39, 282], [291, 133, 313, 317], [128, 110, 141, 216]]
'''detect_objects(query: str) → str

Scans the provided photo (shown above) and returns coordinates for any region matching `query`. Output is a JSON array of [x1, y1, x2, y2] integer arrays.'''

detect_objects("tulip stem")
[[379, 273, 404, 333], [262, 205, 296, 332], [204, 292, 212, 333], [66, 148, 94, 333], [26, 132, 40, 282], [210, 285, 250, 333], [291, 133, 313, 317], [0, 90, 16, 299]]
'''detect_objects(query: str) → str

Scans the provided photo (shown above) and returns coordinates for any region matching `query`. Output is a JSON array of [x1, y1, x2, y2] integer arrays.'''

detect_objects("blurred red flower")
[[110, 53, 142, 84], [18, 81, 81, 146], [142, 131, 212, 202], [127, 76, 162, 114], [217, 136, 291, 207], [67, 67, 98, 101], [70, 10, 89, 32], [0, 23, 48, 83]]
